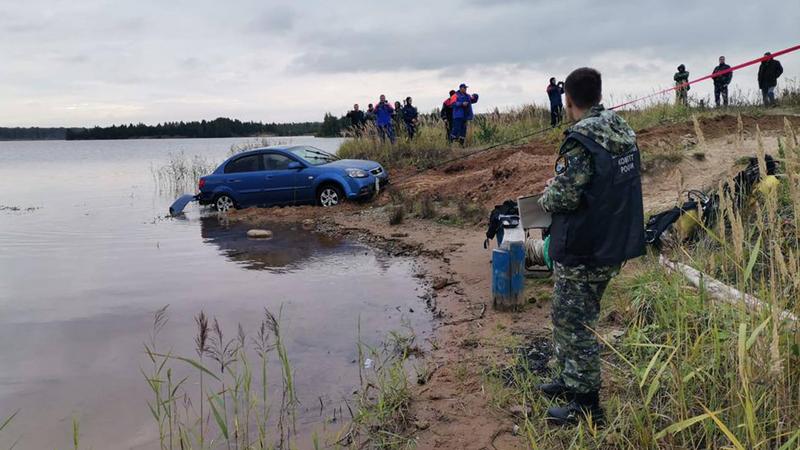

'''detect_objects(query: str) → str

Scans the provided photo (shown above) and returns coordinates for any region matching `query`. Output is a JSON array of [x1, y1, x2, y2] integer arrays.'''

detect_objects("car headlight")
[[346, 168, 368, 178]]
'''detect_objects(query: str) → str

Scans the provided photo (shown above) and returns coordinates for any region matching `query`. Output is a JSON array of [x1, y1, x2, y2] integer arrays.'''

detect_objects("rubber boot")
[[546, 391, 604, 426], [537, 378, 571, 400]]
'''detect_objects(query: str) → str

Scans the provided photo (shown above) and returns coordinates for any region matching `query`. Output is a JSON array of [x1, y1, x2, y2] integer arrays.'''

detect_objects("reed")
[[488, 120, 800, 449]]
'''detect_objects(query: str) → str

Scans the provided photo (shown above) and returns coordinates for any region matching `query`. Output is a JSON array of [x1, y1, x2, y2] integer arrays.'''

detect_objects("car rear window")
[[224, 155, 261, 173]]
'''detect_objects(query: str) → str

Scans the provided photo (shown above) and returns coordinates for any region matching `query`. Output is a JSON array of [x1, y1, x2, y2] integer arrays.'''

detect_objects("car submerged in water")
[[196, 145, 388, 211]]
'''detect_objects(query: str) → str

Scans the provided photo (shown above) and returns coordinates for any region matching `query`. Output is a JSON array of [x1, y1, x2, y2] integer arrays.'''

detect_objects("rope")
[[385, 43, 800, 187]]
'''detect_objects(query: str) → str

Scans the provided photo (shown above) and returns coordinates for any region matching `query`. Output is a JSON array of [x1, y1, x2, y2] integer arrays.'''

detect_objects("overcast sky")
[[1, 0, 798, 127]]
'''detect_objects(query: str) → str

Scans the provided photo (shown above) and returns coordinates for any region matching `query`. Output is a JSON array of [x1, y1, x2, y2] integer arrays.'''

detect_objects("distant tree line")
[[0, 127, 74, 140], [64, 117, 322, 140]]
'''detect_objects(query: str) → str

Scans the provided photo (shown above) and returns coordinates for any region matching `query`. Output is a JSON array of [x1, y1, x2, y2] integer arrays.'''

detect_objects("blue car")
[[196, 145, 388, 211]]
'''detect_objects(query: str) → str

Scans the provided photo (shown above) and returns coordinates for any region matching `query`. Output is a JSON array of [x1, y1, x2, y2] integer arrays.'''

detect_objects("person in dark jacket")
[[445, 83, 478, 146], [674, 65, 690, 106], [547, 78, 565, 127], [758, 52, 784, 107], [374, 95, 395, 143], [401, 97, 419, 140], [345, 104, 366, 134], [534, 67, 644, 426], [440, 89, 456, 142], [711, 56, 732, 107]]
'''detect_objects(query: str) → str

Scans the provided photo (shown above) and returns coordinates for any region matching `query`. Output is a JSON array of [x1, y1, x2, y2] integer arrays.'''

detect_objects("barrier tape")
[[610, 43, 800, 110]]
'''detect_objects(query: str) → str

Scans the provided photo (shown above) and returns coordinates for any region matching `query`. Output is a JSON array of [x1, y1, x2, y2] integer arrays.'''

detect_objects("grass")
[[140, 305, 302, 450], [481, 121, 800, 449], [151, 138, 292, 196], [338, 81, 800, 173]]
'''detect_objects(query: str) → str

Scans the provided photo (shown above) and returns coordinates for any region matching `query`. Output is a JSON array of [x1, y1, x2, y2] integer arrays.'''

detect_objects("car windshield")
[[288, 146, 338, 166]]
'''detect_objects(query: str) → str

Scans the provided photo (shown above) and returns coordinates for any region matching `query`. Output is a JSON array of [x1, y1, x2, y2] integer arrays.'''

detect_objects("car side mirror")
[[287, 161, 304, 170]]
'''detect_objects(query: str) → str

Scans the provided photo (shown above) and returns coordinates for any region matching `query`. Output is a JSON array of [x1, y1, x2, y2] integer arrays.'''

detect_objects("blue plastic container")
[[492, 240, 525, 310]]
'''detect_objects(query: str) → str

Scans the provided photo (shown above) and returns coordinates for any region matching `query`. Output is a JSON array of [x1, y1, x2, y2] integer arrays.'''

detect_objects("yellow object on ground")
[[675, 209, 700, 240], [755, 175, 781, 197]]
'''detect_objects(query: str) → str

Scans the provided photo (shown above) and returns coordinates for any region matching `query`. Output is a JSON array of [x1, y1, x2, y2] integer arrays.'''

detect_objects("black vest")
[[549, 132, 646, 267]]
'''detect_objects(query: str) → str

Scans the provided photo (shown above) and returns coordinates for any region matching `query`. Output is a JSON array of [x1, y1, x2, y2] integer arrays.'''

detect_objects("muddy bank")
[[226, 112, 799, 449]]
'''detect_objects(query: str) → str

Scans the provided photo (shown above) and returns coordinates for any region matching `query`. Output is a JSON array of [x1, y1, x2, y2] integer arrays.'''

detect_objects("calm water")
[[0, 137, 430, 449]]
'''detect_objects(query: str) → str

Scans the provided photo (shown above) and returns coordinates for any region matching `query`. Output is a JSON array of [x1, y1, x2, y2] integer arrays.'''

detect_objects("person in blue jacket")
[[446, 83, 478, 146], [374, 94, 396, 143]]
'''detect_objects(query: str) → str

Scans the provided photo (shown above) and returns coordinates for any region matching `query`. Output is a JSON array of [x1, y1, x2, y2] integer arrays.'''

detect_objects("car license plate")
[[374, 177, 380, 194]]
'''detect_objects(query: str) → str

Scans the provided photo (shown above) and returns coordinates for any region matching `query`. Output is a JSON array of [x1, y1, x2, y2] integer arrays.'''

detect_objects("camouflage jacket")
[[674, 70, 690, 89], [539, 104, 637, 279]]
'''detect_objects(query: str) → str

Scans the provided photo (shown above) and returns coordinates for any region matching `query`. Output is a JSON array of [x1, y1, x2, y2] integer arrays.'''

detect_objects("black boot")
[[537, 378, 571, 399], [546, 391, 604, 426]]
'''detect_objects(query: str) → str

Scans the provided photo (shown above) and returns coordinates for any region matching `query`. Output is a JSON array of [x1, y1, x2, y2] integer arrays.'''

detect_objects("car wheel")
[[318, 185, 343, 207], [214, 194, 236, 212]]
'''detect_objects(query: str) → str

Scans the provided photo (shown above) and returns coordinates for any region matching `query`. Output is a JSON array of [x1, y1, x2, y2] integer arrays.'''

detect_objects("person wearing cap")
[[711, 56, 732, 107], [758, 52, 784, 107], [674, 65, 690, 106], [445, 83, 478, 145]]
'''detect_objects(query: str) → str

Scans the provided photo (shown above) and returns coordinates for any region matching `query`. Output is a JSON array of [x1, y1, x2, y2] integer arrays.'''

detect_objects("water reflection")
[[200, 215, 346, 272]]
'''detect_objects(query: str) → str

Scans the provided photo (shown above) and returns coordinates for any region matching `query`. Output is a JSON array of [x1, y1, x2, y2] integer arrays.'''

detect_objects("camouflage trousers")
[[551, 272, 611, 394]]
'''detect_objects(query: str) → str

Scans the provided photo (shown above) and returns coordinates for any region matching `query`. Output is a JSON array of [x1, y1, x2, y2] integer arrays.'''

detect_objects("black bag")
[[645, 155, 777, 249], [484, 200, 519, 248]]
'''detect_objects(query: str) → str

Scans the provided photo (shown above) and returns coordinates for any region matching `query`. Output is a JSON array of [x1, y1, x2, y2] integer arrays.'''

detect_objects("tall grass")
[[142, 306, 300, 450], [339, 81, 800, 171], [487, 121, 800, 449], [151, 138, 292, 196]]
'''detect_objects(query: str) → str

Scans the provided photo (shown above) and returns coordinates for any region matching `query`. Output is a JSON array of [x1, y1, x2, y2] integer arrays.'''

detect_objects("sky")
[[1, 0, 798, 127]]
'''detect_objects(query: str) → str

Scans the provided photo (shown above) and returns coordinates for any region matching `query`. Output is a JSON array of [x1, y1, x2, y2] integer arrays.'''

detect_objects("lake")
[[0, 137, 431, 449]]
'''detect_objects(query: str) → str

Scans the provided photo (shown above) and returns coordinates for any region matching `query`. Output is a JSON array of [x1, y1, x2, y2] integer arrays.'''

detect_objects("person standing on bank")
[[547, 77, 565, 127], [712, 56, 732, 107], [758, 52, 784, 107], [402, 97, 419, 139], [446, 83, 478, 146], [441, 89, 456, 142], [535, 67, 645, 426], [345, 104, 366, 134], [374, 95, 396, 143], [674, 64, 690, 106]]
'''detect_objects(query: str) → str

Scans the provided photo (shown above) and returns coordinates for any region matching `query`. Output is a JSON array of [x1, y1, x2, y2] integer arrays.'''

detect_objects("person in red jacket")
[[445, 83, 478, 146]]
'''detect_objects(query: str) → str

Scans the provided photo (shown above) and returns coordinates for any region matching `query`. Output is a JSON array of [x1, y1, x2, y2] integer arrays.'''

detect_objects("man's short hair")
[[564, 67, 602, 108]]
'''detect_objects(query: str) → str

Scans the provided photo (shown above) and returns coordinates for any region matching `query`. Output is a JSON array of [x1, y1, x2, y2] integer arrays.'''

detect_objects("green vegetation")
[[0, 127, 77, 140], [338, 82, 800, 172], [65, 117, 321, 140], [485, 126, 800, 449]]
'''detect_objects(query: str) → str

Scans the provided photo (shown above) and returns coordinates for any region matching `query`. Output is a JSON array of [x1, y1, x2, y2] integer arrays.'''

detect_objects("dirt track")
[[229, 113, 799, 449]]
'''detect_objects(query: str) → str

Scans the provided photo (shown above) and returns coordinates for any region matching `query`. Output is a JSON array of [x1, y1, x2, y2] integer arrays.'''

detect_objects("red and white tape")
[[610, 43, 800, 110]]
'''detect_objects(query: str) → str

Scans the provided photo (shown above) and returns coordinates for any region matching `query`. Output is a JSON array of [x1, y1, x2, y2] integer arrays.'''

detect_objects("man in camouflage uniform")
[[533, 67, 645, 425], [674, 64, 690, 106]]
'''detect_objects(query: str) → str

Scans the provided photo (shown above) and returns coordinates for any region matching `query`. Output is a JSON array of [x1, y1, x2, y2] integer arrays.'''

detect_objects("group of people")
[[673, 53, 784, 107], [345, 96, 419, 143], [345, 83, 480, 146], [439, 83, 479, 145]]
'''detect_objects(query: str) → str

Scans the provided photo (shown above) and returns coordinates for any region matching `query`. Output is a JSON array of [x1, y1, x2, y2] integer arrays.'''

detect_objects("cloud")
[[248, 6, 297, 33], [0, 0, 798, 126]]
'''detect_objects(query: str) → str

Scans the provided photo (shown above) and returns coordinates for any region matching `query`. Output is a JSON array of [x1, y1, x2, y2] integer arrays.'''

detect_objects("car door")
[[261, 152, 300, 205], [223, 154, 264, 207]]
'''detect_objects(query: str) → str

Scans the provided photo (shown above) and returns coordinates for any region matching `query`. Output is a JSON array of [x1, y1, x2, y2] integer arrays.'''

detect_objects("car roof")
[[229, 145, 307, 158]]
